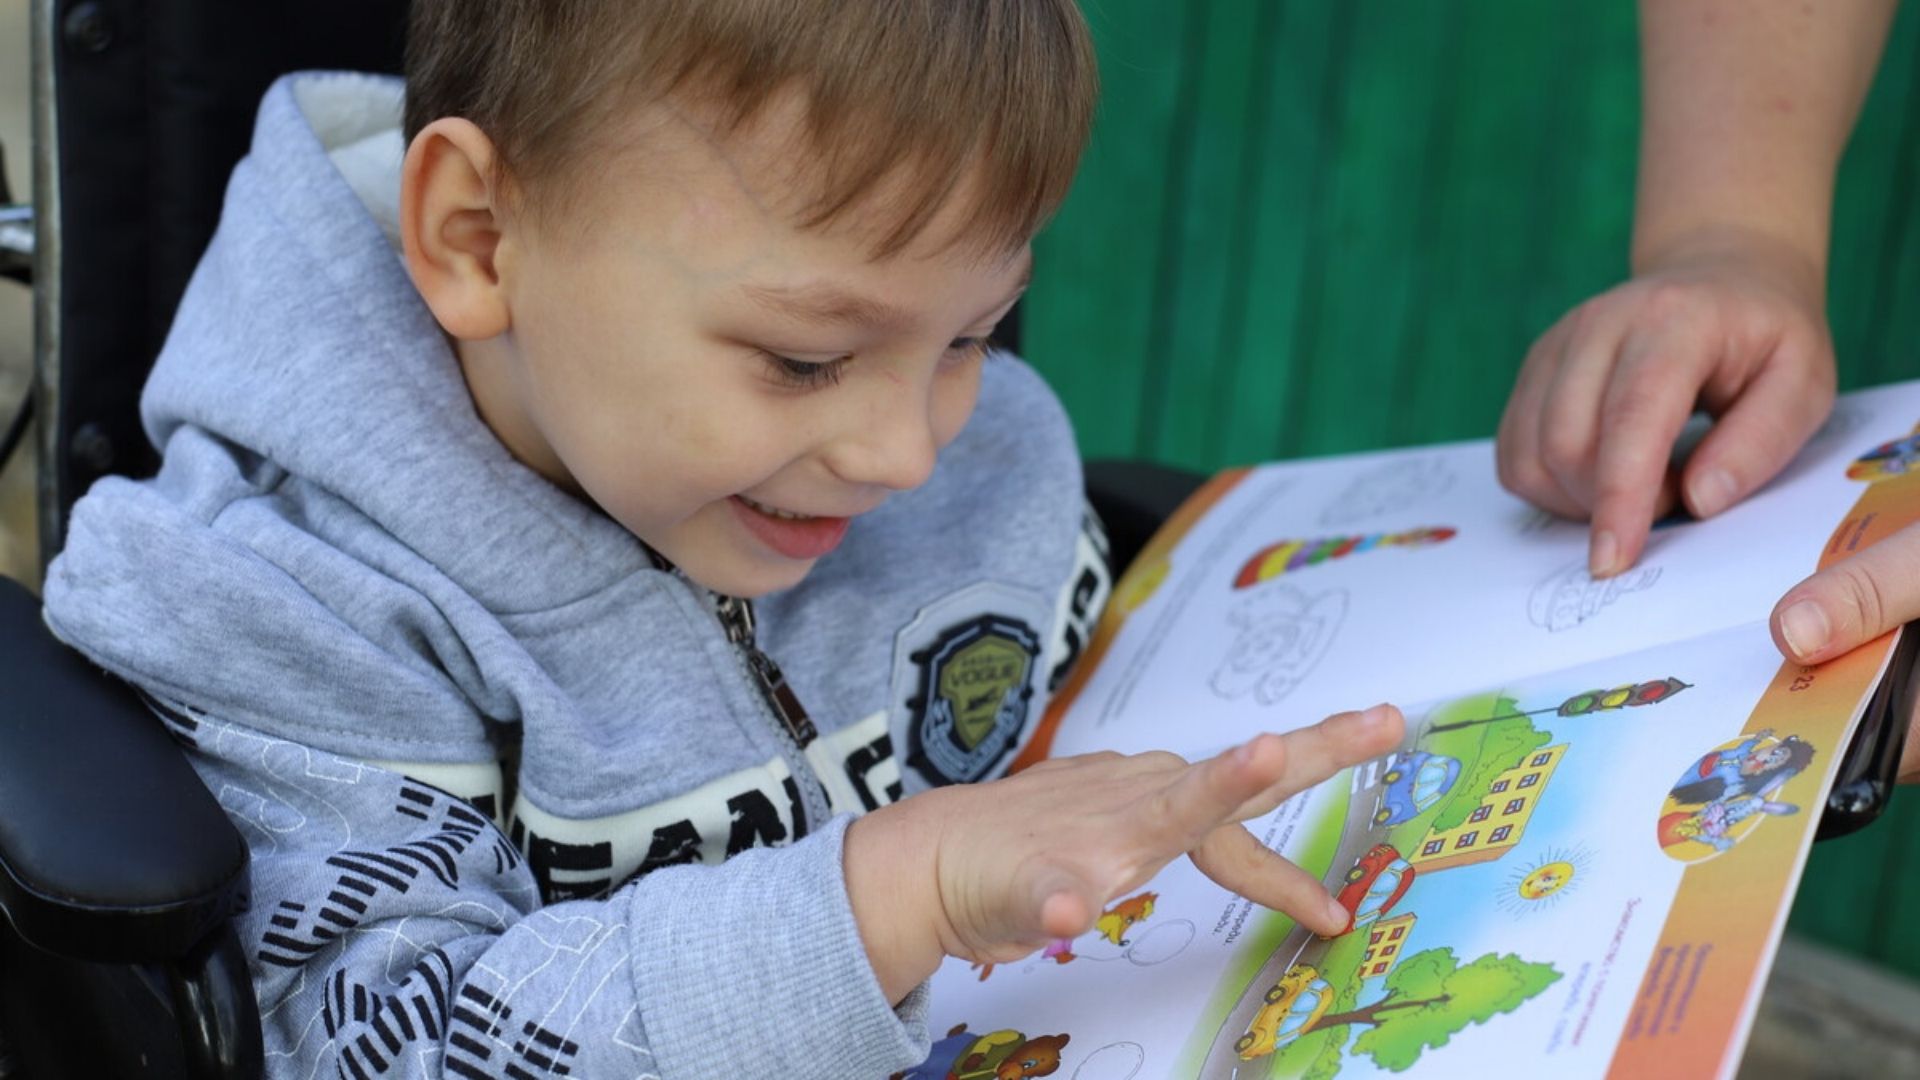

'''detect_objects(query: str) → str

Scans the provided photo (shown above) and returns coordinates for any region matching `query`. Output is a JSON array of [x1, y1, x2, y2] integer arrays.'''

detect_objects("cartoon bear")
[[895, 1027, 1071, 1080]]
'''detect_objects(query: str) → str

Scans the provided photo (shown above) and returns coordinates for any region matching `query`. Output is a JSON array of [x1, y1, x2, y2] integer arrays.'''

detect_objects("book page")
[[1035, 381, 1920, 761], [922, 625, 1884, 1079], [916, 379, 1920, 1080]]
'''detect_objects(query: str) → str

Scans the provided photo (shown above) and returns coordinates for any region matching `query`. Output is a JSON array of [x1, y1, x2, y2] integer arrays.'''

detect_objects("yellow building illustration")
[[1407, 745, 1568, 872], [1359, 913, 1417, 980]]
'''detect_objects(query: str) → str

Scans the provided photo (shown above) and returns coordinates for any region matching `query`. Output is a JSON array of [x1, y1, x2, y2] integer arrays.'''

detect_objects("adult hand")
[[844, 703, 1406, 1002], [1497, 228, 1837, 577], [1772, 525, 1920, 779]]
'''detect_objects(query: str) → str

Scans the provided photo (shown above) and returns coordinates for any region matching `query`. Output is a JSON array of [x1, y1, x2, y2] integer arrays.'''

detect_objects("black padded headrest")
[[47, 0, 409, 547]]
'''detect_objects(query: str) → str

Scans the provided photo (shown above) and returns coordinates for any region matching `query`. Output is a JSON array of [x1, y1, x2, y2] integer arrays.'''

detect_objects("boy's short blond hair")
[[404, 0, 1098, 254]]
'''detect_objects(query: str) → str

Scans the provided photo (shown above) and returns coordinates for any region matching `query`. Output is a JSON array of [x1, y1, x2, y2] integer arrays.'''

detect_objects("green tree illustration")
[[1301, 1036, 1347, 1080], [1310, 948, 1560, 1072]]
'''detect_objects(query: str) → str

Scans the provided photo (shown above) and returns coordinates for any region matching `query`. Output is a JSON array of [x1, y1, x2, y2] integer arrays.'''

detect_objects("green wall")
[[1023, 1, 1920, 972]]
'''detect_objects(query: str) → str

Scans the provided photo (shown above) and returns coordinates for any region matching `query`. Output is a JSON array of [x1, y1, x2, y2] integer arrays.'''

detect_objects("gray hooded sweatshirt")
[[41, 73, 1109, 1079]]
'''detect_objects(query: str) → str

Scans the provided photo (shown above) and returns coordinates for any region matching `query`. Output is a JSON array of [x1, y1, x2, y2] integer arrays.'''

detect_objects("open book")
[[909, 379, 1920, 1080]]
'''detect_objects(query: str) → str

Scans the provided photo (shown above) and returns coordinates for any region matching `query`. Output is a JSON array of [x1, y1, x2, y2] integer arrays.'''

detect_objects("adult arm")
[[1497, 0, 1897, 576]]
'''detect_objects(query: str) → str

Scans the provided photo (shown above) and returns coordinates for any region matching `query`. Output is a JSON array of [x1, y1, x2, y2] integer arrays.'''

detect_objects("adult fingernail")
[[1589, 531, 1618, 578], [1689, 468, 1737, 519], [1779, 600, 1830, 661], [1357, 703, 1392, 727]]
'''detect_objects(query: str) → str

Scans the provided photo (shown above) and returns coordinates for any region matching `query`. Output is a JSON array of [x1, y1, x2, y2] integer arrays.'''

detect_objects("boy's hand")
[[1496, 228, 1836, 578], [845, 704, 1405, 1002]]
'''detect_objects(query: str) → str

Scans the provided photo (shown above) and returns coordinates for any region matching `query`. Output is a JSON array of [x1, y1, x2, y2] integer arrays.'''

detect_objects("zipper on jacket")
[[710, 592, 819, 747], [645, 547, 833, 832], [709, 591, 833, 831]]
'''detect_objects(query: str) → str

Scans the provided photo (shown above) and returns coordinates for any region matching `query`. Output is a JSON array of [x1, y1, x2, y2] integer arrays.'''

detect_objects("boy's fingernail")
[[1232, 740, 1256, 766], [1779, 600, 1830, 660], [1324, 896, 1350, 931], [1689, 468, 1737, 519], [1589, 530, 1618, 578], [1358, 703, 1391, 726]]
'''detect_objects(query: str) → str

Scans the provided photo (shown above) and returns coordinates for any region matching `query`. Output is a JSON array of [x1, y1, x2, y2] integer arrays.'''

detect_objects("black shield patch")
[[904, 613, 1042, 786]]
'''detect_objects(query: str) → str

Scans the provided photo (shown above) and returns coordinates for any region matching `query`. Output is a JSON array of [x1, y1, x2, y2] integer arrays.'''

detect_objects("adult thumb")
[[1772, 521, 1920, 665]]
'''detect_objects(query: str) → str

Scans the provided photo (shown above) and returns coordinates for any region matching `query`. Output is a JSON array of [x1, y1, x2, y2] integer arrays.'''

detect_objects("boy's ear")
[[401, 118, 512, 340]]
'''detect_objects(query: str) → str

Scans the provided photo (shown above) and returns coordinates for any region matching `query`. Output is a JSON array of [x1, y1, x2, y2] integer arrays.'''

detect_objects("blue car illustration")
[[1373, 750, 1462, 827]]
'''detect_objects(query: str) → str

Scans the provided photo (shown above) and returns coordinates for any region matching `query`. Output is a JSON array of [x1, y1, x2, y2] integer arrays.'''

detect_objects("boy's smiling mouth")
[[736, 494, 817, 521], [729, 495, 853, 560]]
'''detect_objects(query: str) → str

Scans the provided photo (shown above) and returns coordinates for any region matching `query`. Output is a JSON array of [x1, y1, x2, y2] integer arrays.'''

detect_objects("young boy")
[[42, 2, 1401, 1075]]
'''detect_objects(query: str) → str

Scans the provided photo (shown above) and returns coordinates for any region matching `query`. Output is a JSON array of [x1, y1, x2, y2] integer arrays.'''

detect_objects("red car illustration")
[[1328, 843, 1416, 936]]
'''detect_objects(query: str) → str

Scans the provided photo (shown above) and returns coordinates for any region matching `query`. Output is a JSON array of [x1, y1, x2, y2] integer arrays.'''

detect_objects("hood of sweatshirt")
[[42, 73, 1104, 872]]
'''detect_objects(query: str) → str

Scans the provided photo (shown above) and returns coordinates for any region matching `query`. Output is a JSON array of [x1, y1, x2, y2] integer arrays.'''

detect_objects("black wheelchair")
[[0, 3, 1211, 1076]]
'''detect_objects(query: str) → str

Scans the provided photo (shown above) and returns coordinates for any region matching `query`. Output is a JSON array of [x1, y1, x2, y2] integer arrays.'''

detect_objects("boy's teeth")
[[743, 496, 810, 521]]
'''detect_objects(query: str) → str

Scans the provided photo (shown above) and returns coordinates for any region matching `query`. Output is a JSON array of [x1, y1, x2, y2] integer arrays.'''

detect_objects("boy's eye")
[[763, 338, 991, 390], [946, 336, 993, 363], [762, 352, 849, 389]]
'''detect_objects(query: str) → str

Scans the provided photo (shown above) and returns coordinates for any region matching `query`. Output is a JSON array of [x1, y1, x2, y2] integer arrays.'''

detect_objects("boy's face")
[[461, 98, 1031, 598]]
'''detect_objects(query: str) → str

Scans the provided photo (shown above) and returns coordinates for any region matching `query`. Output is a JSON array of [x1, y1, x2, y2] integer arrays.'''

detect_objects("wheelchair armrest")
[[0, 577, 248, 963], [1085, 459, 1210, 576]]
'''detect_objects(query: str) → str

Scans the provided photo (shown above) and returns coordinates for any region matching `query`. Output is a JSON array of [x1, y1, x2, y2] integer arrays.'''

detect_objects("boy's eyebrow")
[[743, 282, 917, 330], [742, 257, 1035, 331]]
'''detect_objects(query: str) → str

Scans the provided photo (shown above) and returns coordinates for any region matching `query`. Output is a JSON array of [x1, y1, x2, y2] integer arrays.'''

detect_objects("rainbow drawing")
[[1232, 527, 1456, 589]]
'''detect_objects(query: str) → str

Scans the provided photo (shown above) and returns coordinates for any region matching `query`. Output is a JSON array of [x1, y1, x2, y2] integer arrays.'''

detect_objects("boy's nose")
[[824, 385, 940, 493]]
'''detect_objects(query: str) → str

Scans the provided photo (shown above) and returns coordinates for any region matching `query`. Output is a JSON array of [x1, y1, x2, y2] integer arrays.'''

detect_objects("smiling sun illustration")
[[1496, 846, 1593, 916], [1519, 861, 1575, 900]]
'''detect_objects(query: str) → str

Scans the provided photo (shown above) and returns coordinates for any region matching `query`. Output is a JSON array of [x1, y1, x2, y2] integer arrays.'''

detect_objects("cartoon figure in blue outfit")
[[1669, 730, 1815, 807], [1848, 433, 1920, 482], [1373, 750, 1462, 826], [1661, 794, 1799, 853]]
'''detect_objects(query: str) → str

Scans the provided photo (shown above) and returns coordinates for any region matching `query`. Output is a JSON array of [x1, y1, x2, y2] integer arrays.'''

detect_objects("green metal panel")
[[1834, 4, 1920, 388], [1025, 0, 1920, 973]]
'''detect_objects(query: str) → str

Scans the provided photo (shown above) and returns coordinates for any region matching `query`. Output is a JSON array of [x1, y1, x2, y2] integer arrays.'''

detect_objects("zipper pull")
[[645, 547, 822, 751], [746, 647, 819, 747], [715, 591, 818, 748]]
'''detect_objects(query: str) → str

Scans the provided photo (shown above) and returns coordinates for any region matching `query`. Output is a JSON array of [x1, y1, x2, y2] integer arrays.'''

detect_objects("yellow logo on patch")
[[939, 635, 1032, 751]]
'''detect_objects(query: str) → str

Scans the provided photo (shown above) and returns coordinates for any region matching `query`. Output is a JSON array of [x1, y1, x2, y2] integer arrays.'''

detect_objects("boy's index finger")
[[1190, 825, 1347, 937], [1588, 325, 1707, 576]]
